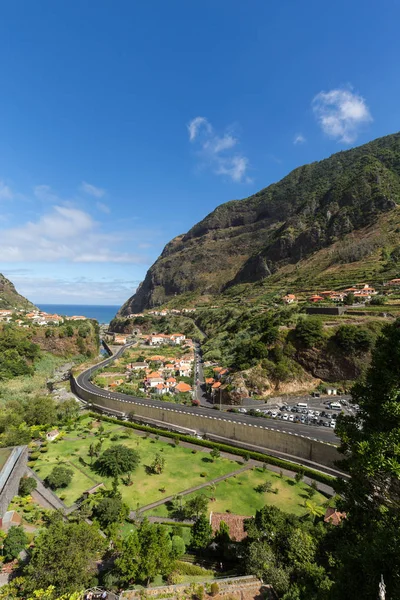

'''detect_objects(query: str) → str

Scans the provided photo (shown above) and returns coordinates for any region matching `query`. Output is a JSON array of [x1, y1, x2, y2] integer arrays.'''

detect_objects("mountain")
[[0, 274, 36, 310], [119, 132, 400, 314]]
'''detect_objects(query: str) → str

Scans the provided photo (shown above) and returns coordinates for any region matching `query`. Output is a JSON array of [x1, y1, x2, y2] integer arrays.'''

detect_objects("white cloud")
[[216, 156, 249, 183], [80, 181, 106, 198], [312, 88, 372, 143], [34, 185, 60, 203], [187, 116, 212, 142], [187, 116, 250, 182], [0, 205, 148, 264], [6, 273, 142, 304], [96, 201, 111, 214], [0, 181, 13, 200], [293, 133, 306, 145]]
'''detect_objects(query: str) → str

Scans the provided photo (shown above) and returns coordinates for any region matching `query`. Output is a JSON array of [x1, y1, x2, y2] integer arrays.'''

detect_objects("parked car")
[[271, 412, 277, 418], [288, 414, 294, 422], [238, 408, 247, 413], [282, 413, 288, 421], [323, 421, 330, 427], [330, 420, 336, 428]]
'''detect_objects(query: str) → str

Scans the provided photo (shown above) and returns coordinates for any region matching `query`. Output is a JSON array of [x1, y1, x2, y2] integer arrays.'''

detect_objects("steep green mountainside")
[[120, 132, 400, 314], [0, 273, 37, 310]]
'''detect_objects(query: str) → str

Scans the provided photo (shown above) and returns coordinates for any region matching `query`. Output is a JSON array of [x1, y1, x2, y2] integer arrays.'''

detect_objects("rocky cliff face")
[[0, 274, 36, 310], [120, 132, 400, 315]]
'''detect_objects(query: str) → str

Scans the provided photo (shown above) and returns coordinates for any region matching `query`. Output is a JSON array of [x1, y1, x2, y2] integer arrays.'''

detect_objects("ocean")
[[37, 304, 120, 324]]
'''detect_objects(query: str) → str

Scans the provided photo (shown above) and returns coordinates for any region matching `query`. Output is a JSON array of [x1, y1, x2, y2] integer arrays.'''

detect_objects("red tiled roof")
[[324, 507, 347, 526], [210, 512, 250, 542], [175, 382, 192, 393], [212, 381, 222, 389], [205, 378, 215, 384]]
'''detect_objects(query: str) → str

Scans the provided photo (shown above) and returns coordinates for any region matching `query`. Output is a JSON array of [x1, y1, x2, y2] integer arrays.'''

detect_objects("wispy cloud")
[[293, 133, 306, 145], [34, 185, 60, 203], [80, 181, 106, 198], [312, 88, 372, 143], [0, 181, 13, 200], [96, 201, 111, 214], [187, 116, 250, 183], [0, 205, 148, 264], [5, 273, 142, 304]]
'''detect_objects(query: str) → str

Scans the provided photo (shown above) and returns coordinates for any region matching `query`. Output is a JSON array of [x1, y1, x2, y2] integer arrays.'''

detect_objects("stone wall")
[[0, 446, 28, 521], [72, 378, 341, 472]]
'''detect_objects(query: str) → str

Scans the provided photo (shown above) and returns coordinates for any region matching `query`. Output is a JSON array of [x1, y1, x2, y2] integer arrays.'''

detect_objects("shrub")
[[200, 472, 207, 477], [210, 583, 219, 596], [110, 434, 119, 441], [40, 448, 48, 453], [29, 452, 40, 461]]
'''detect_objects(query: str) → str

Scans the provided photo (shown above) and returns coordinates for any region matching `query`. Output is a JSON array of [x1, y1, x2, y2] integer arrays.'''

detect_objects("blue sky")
[[1, 0, 399, 305]]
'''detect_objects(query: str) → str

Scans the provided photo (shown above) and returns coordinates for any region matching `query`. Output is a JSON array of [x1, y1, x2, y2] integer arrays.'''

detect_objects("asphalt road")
[[76, 343, 339, 445]]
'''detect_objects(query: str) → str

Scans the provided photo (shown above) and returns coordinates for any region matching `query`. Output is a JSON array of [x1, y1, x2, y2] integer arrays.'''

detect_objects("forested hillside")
[[119, 132, 400, 314]]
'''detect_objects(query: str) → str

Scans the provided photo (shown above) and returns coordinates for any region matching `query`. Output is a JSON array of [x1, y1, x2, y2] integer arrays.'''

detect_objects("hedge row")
[[86, 412, 336, 486]]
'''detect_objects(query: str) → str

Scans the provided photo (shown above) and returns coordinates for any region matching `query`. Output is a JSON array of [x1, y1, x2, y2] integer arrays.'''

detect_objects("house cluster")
[[146, 332, 194, 347], [205, 366, 230, 399], [384, 278, 400, 287], [128, 307, 196, 318], [0, 308, 87, 326], [283, 283, 379, 304], [124, 352, 195, 396]]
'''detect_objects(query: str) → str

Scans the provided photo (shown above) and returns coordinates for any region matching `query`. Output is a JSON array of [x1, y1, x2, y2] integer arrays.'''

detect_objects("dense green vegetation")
[[0, 325, 41, 380]]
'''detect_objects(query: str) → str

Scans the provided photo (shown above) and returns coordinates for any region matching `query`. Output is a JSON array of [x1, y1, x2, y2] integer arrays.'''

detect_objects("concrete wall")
[[305, 306, 346, 315], [72, 378, 341, 471], [0, 446, 28, 520]]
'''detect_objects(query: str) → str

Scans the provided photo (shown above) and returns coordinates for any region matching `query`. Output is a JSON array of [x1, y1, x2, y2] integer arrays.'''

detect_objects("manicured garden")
[[31, 418, 243, 507], [145, 465, 326, 519], [31, 417, 328, 519]]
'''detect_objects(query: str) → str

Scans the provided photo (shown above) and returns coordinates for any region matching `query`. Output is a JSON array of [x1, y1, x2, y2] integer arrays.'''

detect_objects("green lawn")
[[0, 448, 11, 470], [33, 418, 242, 508], [145, 466, 326, 518]]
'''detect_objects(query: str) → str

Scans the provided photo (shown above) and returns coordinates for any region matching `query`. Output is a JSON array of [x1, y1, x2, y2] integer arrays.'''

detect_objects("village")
[[0, 308, 88, 326]]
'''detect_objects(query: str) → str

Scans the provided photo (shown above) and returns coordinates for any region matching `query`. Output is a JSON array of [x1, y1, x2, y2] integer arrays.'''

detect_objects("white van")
[[297, 402, 308, 409], [330, 402, 341, 410]]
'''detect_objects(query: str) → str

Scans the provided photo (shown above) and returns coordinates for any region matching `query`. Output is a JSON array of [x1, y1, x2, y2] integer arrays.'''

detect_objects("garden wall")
[[0, 446, 28, 522], [72, 378, 341, 471]]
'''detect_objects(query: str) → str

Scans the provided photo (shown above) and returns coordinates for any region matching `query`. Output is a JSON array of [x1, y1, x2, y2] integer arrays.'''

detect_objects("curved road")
[[75, 343, 339, 446]]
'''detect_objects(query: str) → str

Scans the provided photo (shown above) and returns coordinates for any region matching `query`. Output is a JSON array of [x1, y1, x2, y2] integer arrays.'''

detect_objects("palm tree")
[[304, 500, 325, 522]]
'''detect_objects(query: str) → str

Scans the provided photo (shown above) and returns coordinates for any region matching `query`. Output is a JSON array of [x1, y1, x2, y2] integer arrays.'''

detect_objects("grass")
[[145, 466, 326, 519], [33, 418, 242, 508], [0, 448, 11, 470], [0, 353, 66, 404]]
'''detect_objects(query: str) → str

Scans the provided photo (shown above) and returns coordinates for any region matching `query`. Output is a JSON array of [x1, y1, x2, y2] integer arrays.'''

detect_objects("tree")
[[171, 535, 186, 558], [3, 526, 28, 561], [303, 500, 324, 523], [45, 465, 73, 490], [96, 444, 140, 483], [18, 476, 37, 496], [88, 443, 96, 464], [343, 292, 355, 305], [150, 453, 165, 474], [94, 496, 129, 528], [210, 448, 220, 461], [331, 318, 400, 599], [294, 318, 324, 348], [57, 399, 80, 422], [334, 325, 374, 354], [24, 396, 56, 427], [24, 518, 105, 595], [115, 520, 173, 586], [184, 494, 209, 519], [190, 514, 213, 551], [295, 470, 304, 484]]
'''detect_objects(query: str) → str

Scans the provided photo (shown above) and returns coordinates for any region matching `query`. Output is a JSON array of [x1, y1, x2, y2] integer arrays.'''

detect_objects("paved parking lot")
[[231, 395, 356, 432]]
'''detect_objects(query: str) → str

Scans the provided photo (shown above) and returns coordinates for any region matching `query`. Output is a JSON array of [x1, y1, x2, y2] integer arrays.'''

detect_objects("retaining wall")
[[0, 446, 28, 520], [72, 378, 340, 470]]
